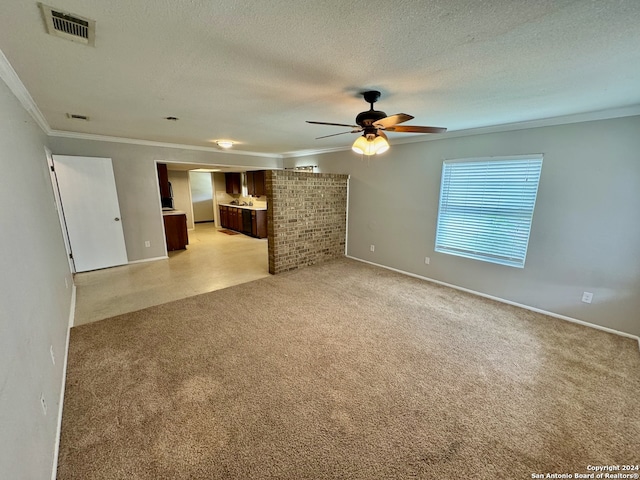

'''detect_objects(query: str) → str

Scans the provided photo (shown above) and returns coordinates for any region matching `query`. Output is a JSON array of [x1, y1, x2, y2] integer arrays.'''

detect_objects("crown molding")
[[281, 144, 352, 158], [0, 46, 280, 159], [0, 49, 51, 134], [281, 104, 640, 158], [48, 130, 283, 159], [4, 46, 639, 160], [391, 104, 640, 146], [52, 104, 640, 160]]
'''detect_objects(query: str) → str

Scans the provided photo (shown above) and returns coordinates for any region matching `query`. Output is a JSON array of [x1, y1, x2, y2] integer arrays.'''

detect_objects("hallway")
[[73, 223, 269, 326]]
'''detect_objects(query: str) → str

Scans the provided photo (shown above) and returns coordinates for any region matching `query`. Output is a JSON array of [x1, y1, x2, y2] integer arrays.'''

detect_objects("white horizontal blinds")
[[435, 156, 543, 268]]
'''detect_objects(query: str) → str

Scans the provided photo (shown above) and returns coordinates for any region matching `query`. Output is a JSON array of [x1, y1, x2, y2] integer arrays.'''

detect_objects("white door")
[[45, 148, 74, 273], [52, 155, 128, 272]]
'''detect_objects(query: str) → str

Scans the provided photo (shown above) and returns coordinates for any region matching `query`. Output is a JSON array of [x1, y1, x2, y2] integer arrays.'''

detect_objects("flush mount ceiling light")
[[307, 90, 446, 156], [216, 140, 234, 149]]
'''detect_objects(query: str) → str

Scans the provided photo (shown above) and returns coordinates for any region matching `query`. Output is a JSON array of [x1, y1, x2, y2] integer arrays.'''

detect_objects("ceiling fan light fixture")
[[352, 135, 371, 155], [373, 135, 389, 154], [216, 140, 234, 149], [309, 90, 446, 156], [352, 134, 389, 156]]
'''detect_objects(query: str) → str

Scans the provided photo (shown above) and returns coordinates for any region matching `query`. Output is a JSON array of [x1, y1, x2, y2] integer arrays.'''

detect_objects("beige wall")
[[0, 78, 74, 478], [167, 170, 194, 230], [189, 171, 214, 223], [287, 116, 640, 338], [212, 172, 228, 227], [267, 170, 348, 274]]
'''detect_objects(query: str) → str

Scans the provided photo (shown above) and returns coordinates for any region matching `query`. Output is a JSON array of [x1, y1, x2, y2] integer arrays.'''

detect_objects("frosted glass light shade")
[[351, 135, 370, 155], [373, 135, 389, 154], [352, 134, 389, 155]]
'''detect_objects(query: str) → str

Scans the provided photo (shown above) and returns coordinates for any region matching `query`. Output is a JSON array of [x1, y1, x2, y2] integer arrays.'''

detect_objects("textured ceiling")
[[1, 0, 639, 155]]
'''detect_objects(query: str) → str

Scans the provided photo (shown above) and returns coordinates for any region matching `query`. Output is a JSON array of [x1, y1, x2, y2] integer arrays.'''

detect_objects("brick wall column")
[[266, 170, 348, 274]]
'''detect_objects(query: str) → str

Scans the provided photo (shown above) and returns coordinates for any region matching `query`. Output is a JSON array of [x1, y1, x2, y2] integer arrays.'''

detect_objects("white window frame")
[[434, 155, 543, 268]]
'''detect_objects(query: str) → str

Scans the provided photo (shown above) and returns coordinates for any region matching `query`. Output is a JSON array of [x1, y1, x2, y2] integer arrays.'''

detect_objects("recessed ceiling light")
[[164, 116, 178, 121], [216, 140, 234, 149]]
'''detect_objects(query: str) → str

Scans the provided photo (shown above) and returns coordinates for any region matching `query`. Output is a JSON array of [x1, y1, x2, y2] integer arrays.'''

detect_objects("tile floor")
[[73, 223, 269, 326]]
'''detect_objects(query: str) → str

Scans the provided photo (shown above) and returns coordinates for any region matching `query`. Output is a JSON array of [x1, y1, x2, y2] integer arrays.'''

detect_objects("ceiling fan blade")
[[385, 125, 447, 134], [373, 113, 414, 128], [306, 120, 359, 128], [316, 130, 360, 139], [376, 130, 389, 141]]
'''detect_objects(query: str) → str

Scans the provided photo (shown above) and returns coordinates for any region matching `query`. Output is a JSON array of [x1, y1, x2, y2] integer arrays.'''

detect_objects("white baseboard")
[[52, 284, 75, 480], [347, 255, 640, 350], [128, 255, 168, 265]]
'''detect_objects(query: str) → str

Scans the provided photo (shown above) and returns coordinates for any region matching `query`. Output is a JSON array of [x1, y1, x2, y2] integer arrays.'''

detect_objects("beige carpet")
[[58, 258, 640, 479]]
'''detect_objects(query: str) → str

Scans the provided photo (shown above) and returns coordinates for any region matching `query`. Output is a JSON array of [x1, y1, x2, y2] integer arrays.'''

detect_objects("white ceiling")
[[1, 0, 640, 155]]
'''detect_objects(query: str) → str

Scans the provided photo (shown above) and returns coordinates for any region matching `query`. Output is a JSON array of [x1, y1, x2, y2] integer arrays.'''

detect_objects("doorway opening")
[[156, 162, 269, 243]]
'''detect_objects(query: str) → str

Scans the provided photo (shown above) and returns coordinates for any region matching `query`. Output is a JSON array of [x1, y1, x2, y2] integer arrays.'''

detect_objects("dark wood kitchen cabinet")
[[230, 207, 240, 231], [225, 172, 242, 195], [157, 163, 170, 198], [219, 206, 267, 239], [228, 207, 236, 231], [163, 213, 188, 251], [251, 210, 267, 238], [246, 170, 266, 197], [220, 205, 229, 228]]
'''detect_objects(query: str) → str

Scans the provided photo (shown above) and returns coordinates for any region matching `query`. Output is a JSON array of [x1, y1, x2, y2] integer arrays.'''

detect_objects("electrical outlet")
[[50, 345, 55, 365], [40, 394, 47, 415], [425, 256, 430, 265], [144, 241, 151, 248], [581, 292, 593, 304], [370, 245, 375, 252]]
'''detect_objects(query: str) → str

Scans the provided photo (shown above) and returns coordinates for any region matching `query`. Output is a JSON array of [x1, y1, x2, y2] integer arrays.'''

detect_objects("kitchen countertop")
[[220, 204, 267, 211], [162, 209, 187, 216]]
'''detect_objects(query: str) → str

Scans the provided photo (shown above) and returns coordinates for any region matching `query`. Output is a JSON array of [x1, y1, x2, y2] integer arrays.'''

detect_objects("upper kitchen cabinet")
[[157, 163, 170, 198], [246, 170, 266, 197], [225, 172, 242, 195]]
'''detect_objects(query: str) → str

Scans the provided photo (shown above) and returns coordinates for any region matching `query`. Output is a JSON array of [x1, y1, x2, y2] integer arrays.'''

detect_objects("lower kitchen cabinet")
[[220, 205, 229, 228], [251, 210, 267, 238], [163, 213, 188, 251], [231, 208, 241, 231], [219, 206, 267, 238]]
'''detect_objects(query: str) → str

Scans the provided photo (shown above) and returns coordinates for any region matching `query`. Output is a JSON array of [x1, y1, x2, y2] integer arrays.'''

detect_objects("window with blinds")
[[435, 155, 543, 268]]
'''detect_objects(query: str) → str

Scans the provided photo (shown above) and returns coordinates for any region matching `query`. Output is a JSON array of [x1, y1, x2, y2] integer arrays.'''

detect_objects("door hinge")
[[50, 165, 55, 172], [69, 253, 73, 259]]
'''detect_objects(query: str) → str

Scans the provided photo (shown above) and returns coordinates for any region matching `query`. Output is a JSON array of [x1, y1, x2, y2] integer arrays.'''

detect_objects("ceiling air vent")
[[39, 3, 95, 46]]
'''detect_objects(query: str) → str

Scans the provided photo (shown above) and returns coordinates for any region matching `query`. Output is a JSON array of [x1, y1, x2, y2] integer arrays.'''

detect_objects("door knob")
[[115, 217, 120, 221]]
